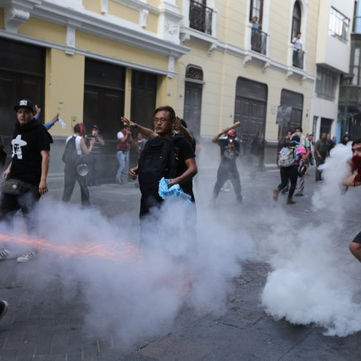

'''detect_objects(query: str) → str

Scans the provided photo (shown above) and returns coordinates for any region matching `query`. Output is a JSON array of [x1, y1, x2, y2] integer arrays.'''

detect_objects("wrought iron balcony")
[[292, 49, 304, 69], [250, 28, 268, 55], [189, 0, 213, 35]]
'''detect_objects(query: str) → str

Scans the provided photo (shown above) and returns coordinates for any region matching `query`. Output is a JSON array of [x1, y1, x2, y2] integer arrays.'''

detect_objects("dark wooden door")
[[184, 82, 202, 137], [234, 77, 267, 154], [131, 70, 157, 129], [0, 38, 45, 149], [280, 89, 303, 137], [83, 59, 125, 183], [320, 118, 333, 135]]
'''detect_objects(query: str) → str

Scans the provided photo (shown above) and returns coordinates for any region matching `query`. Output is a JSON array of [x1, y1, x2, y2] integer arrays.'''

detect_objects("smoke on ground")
[[261, 144, 361, 336]]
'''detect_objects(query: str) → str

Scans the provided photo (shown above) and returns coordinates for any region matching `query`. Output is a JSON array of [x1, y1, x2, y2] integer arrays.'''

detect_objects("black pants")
[[278, 166, 298, 199], [0, 187, 40, 231], [87, 154, 102, 186], [62, 164, 90, 206], [213, 161, 242, 200], [315, 156, 325, 181]]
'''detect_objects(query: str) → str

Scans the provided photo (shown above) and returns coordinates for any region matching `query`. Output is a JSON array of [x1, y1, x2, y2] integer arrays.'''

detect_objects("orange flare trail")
[[0, 232, 140, 261]]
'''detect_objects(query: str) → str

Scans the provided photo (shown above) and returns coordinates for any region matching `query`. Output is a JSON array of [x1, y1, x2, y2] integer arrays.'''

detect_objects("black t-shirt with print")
[[218, 138, 240, 162], [173, 135, 196, 202], [9, 120, 52, 186]]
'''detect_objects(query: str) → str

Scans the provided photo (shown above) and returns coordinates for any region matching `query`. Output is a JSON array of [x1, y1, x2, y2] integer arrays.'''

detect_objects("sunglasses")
[[352, 147, 361, 152]]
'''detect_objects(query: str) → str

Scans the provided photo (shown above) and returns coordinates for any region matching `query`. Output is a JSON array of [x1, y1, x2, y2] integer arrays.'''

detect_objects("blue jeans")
[[116, 150, 129, 183]]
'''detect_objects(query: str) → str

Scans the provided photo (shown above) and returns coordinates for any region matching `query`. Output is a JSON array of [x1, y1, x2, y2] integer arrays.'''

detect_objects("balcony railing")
[[189, 0, 213, 35], [292, 49, 304, 69], [251, 28, 268, 55]]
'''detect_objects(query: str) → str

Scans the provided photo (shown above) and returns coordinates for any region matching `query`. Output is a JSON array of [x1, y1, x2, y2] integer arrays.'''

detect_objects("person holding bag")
[[0, 99, 52, 263]]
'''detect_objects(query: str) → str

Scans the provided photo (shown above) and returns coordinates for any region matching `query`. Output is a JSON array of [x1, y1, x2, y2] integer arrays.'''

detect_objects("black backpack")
[[62, 136, 80, 165], [138, 136, 177, 194]]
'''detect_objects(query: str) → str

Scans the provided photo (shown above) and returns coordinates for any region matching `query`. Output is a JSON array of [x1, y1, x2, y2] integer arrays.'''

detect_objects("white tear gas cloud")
[[261, 144, 361, 336], [0, 176, 254, 349]]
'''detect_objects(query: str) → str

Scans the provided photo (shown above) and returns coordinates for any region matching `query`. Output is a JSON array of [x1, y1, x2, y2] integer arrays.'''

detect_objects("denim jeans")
[[116, 150, 129, 183]]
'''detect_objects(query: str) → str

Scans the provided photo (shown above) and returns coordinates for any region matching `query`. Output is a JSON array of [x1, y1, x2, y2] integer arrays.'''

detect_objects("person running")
[[0, 99, 52, 262], [273, 135, 307, 205], [344, 139, 361, 262], [212, 123, 242, 203]]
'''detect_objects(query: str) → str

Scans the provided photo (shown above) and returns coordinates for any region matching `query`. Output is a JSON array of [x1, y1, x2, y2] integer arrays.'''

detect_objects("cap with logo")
[[14, 99, 34, 112]]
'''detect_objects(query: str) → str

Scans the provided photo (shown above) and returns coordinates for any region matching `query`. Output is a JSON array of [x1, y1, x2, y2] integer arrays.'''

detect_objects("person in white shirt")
[[292, 32, 303, 67]]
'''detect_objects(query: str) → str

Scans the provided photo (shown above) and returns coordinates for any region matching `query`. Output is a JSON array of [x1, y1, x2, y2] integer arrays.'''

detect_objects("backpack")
[[138, 136, 176, 194], [278, 146, 296, 167], [62, 136, 81, 165]]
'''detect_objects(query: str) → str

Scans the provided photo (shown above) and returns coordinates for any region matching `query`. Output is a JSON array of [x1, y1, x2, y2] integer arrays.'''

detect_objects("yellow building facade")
[[1, 0, 345, 172]]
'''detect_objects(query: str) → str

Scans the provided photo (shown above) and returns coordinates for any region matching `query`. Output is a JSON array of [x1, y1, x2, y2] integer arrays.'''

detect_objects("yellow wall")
[[77, 31, 169, 71], [146, 13, 158, 34], [178, 38, 314, 140], [45, 49, 85, 136], [83, 0, 101, 14], [148, 0, 160, 7], [108, 2, 139, 24], [157, 76, 178, 109], [0, 8, 4, 29], [18, 18, 66, 45]]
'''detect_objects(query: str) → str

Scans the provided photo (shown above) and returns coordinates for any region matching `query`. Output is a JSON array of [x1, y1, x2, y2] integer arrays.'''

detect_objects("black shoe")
[[0, 300, 8, 321]]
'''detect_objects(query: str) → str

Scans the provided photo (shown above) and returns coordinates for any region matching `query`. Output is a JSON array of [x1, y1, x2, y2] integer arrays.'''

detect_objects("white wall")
[[316, 0, 353, 72]]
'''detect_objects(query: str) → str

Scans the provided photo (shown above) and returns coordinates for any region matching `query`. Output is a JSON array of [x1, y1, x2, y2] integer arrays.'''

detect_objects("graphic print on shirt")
[[11, 135, 27, 160]]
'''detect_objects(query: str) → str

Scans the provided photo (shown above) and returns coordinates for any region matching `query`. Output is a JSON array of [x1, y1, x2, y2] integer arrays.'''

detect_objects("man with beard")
[[343, 139, 361, 262], [0, 100, 52, 262], [212, 123, 242, 203]]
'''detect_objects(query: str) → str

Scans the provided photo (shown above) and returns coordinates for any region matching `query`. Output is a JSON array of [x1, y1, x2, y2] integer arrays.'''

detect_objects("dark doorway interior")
[[130, 70, 157, 129], [279, 89, 303, 138], [130, 70, 157, 167], [184, 82, 202, 138], [0, 38, 45, 151], [320, 117, 333, 135], [83, 59, 125, 183]]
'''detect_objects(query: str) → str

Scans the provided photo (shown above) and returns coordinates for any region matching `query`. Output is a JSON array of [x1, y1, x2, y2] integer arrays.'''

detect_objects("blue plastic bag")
[[158, 177, 191, 202]]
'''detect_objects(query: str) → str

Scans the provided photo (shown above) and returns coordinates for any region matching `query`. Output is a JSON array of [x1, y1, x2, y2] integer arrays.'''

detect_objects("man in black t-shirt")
[[212, 124, 242, 203], [129, 106, 197, 218], [0, 99, 52, 263]]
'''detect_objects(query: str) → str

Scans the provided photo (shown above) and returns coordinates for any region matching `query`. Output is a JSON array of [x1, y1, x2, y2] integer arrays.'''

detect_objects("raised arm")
[[121, 117, 156, 138], [212, 121, 240, 143]]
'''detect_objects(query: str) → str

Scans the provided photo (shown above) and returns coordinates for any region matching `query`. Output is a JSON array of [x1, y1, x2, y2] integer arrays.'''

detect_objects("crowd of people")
[[0, 98, 360, 322]]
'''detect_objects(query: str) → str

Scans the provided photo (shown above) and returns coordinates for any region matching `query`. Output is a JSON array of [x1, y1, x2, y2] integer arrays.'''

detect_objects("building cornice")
[[0, 29, 177, 78], [2, 0, 189, 58], [112, 0, 160, 14]]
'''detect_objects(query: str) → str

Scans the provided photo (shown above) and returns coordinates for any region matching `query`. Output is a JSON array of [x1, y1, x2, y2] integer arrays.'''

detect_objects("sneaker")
[[0, 248, 9, 261], [287, 198, 296, 205], [17, 251, 36, 263], [0, 300, 8, 320]]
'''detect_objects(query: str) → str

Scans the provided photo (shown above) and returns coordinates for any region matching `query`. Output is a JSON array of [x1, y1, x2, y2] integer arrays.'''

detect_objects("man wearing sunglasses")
[[344, 139, 361, 262]]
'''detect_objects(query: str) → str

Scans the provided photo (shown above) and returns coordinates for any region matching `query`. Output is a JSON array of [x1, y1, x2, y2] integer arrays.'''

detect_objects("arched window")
[[291, 1, 302, 41], [185, 65, 204, 81]]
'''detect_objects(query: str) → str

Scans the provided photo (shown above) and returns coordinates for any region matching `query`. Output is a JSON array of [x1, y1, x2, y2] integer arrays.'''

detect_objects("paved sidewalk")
[[0, 167, 360, 361]]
